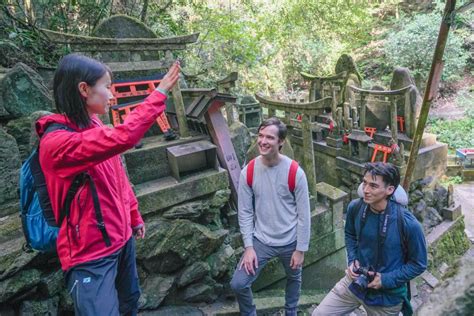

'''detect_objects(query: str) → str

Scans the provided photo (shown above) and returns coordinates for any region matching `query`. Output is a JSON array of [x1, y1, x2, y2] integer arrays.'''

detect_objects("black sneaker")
[[164, 129, 178, 141]]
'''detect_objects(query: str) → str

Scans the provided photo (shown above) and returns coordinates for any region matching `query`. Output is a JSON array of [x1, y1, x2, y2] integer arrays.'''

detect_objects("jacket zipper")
[[74, 184, 88, 241], [69, 279, 78, 295], [117, 161, 127, 242]]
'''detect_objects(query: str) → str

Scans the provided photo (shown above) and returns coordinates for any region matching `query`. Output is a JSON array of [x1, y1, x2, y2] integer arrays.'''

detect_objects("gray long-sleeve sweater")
[[238, 155, 311, 252]]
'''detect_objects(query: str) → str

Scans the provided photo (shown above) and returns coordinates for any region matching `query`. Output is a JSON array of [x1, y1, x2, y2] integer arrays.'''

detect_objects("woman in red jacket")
[[36, 54, 180, 315]]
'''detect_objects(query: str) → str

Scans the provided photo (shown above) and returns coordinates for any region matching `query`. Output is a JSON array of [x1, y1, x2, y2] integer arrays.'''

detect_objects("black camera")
[[351, 266, 375, 295]]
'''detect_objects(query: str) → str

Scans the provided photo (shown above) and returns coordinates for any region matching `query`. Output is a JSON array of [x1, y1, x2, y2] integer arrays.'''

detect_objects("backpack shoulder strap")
[[43, 123, 75, 137], [355, 198, 366, 241], [30, 123, 75, 227], [397, 204, 412, 300], [397, 205, 409, 262], [60, 173, 111, 247], [288, 160, 299, 193], [246, 158, 256, 188]]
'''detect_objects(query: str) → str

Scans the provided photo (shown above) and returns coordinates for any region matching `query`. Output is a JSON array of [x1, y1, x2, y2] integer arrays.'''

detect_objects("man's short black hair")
[[363, 162, 400, 189], [258, 117, 287, 141]]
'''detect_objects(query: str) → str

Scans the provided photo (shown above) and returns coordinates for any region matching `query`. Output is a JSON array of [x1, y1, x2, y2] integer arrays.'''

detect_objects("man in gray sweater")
[[230, 117, 311, 316]]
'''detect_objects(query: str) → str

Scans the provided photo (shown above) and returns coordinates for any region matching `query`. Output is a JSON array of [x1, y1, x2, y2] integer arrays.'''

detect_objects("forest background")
[[1, 0, 473, 153]]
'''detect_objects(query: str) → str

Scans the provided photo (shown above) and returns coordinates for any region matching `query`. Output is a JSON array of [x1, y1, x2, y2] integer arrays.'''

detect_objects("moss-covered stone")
[[0, 237, 39, 281], [181, 276, 221, 303], [38, 270, 64, 298], [177, 262, 210, 288], [93, 15, 157, 39], [19, 297, 59, 316], [0, 214, 22, 244], [207, 244, 236, 279], [139, 274, 175, 310], [311, 207, 334, 238], [5, 116, 33, 161], [92, 15, 160, 64], [0, 63, 53, 119], [210, 189, 231, 208], [0, 269, 41, 303], [427, 217, 470, 277], [0, 128, 21, 206], [136, 218, 228, 274], [163, 201, 207, 221]]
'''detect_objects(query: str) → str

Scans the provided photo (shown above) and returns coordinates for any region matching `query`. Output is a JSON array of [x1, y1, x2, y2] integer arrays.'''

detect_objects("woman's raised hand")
[[158, 61, 181, 92]]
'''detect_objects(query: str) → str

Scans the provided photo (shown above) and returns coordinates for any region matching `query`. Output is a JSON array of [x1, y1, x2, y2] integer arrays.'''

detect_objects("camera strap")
[[357, 200, 390, 269]]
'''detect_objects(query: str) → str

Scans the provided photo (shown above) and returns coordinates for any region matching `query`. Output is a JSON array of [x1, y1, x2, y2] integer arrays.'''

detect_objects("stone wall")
[[0, 63, 54, 218], [0, 182, 237, 314]]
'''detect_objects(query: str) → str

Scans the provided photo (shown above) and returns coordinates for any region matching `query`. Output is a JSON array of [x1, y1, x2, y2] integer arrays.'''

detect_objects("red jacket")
[[36, 90, 167, 271]]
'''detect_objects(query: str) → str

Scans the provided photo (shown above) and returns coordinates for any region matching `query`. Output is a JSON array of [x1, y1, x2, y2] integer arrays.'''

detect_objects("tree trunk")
[[141, 0, 149, 22]]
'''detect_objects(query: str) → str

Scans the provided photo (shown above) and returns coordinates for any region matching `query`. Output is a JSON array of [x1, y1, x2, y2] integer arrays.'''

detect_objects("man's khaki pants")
[[312, 275, 402, 316]]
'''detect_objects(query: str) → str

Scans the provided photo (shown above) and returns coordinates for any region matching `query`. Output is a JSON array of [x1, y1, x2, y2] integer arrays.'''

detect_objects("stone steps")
[[199, 292, 326, 316], [134, 168, 229, 216], [123, 134, 210, 185]]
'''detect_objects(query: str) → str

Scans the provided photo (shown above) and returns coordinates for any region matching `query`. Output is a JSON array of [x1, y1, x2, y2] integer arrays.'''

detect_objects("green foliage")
[[383, 12, 469, 83], [162, 0, 374, 95], [439, 176, 463, 188], [427, 116, 474, 150]]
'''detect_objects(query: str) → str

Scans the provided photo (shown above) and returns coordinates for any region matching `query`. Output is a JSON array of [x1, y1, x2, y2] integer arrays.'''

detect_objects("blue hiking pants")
[[65, 237, 140, 316]]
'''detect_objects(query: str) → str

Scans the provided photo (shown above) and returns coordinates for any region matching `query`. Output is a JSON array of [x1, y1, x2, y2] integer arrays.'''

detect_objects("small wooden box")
[[167, 140, 218, 181]]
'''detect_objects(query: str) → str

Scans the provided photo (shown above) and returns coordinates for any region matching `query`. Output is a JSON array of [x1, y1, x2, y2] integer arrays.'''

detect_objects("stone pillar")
[[390, 97, 398, 145], [359, 93, 366, 130], [166, 50, 190, 138], [302, 114, 317, 198], [171, 83, 190, 138], [309, 81, 316, 102], [268, 108, 276, 118], [404, 91, 412, 138], [316, 182, 348, 230]]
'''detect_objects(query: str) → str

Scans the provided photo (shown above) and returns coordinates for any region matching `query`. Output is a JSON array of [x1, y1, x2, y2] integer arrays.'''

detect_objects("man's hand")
[[367, 272, 382, 289], [239, 247, 258, 275], [290, 250, 304, 269], [133, 224, 146, 239], [157, 61, 180, 92], [346, 260, 360, 281]]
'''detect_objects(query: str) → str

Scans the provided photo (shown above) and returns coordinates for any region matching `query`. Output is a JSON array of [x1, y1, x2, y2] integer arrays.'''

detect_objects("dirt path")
[[429, 74, 474, 120]]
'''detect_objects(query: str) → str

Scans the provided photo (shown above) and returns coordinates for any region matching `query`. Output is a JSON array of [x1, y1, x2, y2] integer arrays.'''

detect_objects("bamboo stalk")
[[402, 0, 457, 191]]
